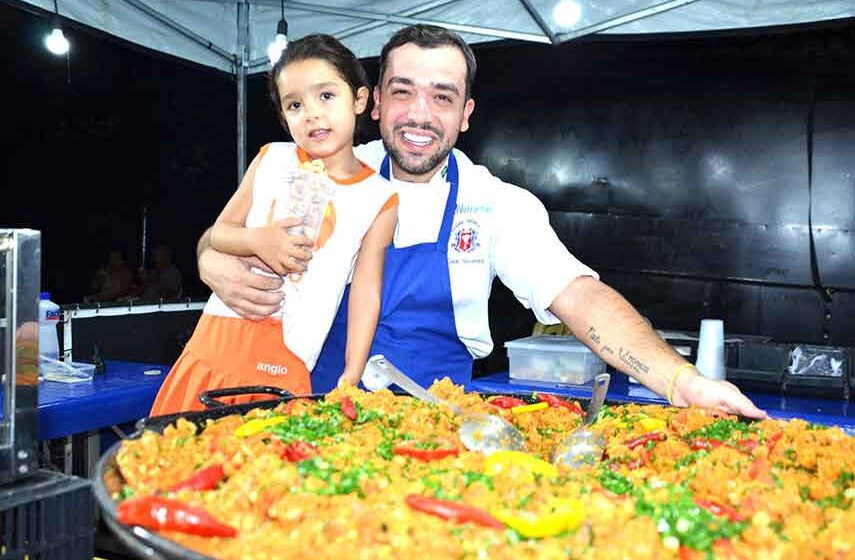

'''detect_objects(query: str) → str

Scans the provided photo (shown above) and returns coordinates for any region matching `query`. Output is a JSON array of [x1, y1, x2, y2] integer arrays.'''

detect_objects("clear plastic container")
[[39, 357, 94, 383], [505, 335, 605, 385]]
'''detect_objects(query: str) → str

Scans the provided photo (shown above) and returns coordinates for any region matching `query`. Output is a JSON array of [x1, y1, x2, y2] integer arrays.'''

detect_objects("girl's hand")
[[337, 369, 363, 388], [249, 217, 314, 276]]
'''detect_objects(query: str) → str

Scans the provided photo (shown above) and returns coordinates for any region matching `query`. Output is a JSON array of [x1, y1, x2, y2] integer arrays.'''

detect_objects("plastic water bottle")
[[38, 291, 60, 362]]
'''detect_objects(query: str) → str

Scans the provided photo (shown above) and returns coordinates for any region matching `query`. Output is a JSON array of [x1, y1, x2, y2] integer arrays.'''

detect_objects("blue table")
[[38, 360, 168, 440], [470, 371, 855, 435]]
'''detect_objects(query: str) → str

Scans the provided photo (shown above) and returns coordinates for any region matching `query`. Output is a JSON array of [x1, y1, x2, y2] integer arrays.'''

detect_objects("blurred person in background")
[[87, 250, 135, 302], [138, 245, 183, 301]]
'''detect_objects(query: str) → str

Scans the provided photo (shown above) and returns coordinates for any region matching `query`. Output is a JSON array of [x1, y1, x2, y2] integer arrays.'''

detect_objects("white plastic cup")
[[695, 319, 726, 381]]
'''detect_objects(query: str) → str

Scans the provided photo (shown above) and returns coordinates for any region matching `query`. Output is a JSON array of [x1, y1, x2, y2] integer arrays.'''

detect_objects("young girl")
[[151, 35, 397, 415]]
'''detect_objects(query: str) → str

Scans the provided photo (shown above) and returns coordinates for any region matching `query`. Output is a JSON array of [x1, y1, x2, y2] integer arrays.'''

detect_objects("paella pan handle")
[[199, 385, 294, 409]]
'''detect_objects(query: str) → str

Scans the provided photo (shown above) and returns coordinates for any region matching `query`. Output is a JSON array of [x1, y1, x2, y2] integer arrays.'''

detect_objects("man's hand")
[[198, 248, 283, 320], [672, 371, 767, 419], [550, 276, 767, 419]]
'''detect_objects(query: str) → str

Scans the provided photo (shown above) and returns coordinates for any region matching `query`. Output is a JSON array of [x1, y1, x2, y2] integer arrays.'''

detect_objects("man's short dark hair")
[[379, 25, 477, 99]]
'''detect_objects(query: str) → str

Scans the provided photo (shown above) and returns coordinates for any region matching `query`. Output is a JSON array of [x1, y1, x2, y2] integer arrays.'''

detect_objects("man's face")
[[372, 44, 475, 183]]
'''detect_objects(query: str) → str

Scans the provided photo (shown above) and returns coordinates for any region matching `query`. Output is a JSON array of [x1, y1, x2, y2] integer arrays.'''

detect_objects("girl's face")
[[276, 58, 368, 160]]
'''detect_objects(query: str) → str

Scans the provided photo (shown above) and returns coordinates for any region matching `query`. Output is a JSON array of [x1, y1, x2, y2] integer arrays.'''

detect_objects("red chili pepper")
[[393, 437, 460, 461], [766, 431, 783, 457], [117, 495, 237, 538], [487, 396, 527, 409], [168, 464, 226, 493], [689, 438, 724, 451], [280, 440, 318, 462], [733, 438, 759, 454], [694, 498, 743, 522], [625, 431, 666, 450], [404, 494, 504, 529], [536, 393, 583, 414], [340, 396, 358, 420], [739, 438, 759, 450]]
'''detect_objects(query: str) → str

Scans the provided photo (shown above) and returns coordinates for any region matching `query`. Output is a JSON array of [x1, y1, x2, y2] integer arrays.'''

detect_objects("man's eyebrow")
[[386, 76, 414, 87], [386, 76, 459, 96], [432, 82, 460, 95]]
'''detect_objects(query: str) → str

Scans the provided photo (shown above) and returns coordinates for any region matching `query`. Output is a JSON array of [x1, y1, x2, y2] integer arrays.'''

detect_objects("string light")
[[553, 0, 583, 28], [44, 0, 70, 55], [267, 0, 288, 65]]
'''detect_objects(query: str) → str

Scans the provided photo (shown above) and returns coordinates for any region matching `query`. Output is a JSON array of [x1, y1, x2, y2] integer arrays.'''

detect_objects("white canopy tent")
[[14, 0, 855, 174]]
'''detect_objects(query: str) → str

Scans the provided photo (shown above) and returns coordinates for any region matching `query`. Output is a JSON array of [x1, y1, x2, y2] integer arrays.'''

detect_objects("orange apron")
[[150, 314, 311, 416]]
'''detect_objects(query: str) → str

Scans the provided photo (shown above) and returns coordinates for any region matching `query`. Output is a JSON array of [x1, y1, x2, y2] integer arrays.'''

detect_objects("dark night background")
[[2, 2, 854, 371]]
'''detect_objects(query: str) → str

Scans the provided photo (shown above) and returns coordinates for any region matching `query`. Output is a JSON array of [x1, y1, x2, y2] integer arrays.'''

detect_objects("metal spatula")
[[551, 373, 610, 468], [365, 355, 528, 454]]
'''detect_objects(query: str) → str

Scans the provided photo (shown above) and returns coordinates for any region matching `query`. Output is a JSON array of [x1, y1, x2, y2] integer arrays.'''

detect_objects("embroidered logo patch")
[[451, 220, 481, 253]]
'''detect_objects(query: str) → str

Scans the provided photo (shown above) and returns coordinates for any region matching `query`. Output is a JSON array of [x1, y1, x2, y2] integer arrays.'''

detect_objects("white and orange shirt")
[[354, 140, 598, 360], [205, 142, 397, 369]]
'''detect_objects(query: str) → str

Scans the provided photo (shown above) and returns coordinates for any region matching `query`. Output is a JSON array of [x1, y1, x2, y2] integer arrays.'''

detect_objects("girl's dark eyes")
[[320, 92, 335, 101], [287, 101, 301, 110]]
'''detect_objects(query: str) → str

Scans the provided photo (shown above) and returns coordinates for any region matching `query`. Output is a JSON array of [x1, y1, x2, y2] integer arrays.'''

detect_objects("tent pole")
[[236, 0, 249, 177], [257, 1, 551, 44], [336, 0, 461, 40], [517, 0, 558, 44], [555, 0, 702, 42]]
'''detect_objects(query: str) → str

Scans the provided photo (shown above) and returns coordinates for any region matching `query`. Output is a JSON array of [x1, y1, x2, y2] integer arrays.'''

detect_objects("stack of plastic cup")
[[695, 319, 726, 381]]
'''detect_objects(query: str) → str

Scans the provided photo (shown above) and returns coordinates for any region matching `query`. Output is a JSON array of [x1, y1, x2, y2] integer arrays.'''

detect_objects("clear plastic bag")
[[787, 345, 847, 377], [273, 166, 334, 325], [274, 167, 334, 251]]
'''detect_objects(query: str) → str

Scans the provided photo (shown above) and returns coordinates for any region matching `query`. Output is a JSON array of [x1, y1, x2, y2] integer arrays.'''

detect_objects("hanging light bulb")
[[45, 26, 70, 55], [267, 0, 288, 65], [45, 0, 70, 56], [552, 0, 583, 28]]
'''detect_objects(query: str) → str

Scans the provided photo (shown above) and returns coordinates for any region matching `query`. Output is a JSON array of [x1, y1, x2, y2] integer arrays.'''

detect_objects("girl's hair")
[[268, 34, 369, 132]]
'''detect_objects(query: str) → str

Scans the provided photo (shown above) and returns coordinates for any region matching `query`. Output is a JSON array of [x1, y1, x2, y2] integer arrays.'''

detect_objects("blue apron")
[[312, 153, 473, 393]]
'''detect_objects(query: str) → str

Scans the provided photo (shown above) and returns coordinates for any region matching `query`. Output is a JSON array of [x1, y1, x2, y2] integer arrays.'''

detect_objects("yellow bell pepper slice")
[[638, 417, 667, 432], [492, 498, 586, 539], [485, 450, 559, 478], [234, 416, 288, 437], [511, 402, 549, 415]]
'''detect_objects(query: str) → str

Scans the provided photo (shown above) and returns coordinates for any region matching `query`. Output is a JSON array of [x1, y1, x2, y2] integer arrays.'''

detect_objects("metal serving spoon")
[[551, 372, 611, 468], [365, 355, 528, 454]]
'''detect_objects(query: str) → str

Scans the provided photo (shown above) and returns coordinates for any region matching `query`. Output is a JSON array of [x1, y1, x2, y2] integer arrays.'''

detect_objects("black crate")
[[0, 470, 94, 560]]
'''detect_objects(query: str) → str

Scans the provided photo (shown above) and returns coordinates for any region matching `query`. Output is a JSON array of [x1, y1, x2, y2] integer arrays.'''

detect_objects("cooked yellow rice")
[[113, 380, 855, 560]]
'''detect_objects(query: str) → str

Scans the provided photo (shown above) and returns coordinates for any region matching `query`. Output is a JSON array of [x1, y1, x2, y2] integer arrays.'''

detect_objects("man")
[[139, 245, 183, 301], [88, 250, 134, 302], [197, 25, 765, 418]]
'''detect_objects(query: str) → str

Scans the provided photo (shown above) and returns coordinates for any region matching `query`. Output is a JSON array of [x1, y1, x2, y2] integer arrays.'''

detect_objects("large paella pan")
[[95, 380, 855, 559]]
